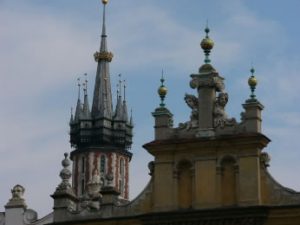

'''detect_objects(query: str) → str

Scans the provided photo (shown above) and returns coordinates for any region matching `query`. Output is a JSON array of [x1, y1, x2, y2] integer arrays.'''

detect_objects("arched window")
[[100, 155, 106, 174], [120, 158, 124, 176]]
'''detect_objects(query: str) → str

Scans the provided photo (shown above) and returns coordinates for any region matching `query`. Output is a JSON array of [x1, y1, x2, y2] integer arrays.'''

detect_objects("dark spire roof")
[[69, 107, 74, 124], [122, 81, 128, 122], [74, 79, 83, 121], [129, 109, 133, 126], [74, 98, 82, 122], [91, 1, 114, 119], [114, 95, 124, 121], [82, 74, 91, 119]]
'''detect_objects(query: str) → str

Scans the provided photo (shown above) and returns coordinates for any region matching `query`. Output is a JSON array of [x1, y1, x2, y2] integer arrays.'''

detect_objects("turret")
[[69, 0, 132, 200]]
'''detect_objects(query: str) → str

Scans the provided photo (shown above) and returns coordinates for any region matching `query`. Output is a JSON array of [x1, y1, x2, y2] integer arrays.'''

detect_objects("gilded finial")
[[248, 66, 258, 100], [102, 0, 109, 5], [158, 70, 168, 107], [200, 23, 214, 64]]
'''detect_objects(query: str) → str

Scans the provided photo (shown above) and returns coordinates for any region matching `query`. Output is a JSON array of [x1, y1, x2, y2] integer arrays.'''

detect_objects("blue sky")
[[1, 0, 300, 218]]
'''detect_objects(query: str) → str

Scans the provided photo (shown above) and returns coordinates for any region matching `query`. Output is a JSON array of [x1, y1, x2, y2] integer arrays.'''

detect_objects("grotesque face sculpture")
[[184, 94, 198, 109], [11, 185, 25, 199], [218, 93, 228, 107]]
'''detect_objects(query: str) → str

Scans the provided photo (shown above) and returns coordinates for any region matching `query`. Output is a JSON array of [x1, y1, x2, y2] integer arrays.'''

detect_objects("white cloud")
[[0, 6, 96, 99]]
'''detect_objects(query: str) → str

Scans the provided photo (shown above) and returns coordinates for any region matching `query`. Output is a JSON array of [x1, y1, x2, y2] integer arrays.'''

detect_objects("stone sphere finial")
[[62, 152, 70, 168], [58, 153, 72, 189]]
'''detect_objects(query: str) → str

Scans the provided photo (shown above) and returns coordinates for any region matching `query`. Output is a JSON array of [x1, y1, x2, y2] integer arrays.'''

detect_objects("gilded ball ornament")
[[102, 0, 109, 5], [201, 37, 214, 50], [158, 86, 168, 96], [248, 76, 257, 87]]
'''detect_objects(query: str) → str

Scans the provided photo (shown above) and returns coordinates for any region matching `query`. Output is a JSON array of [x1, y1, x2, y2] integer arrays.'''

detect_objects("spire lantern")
[[248, 67, 258, 100], [157, 72, 168, 108], [200, 25, 214, 64]]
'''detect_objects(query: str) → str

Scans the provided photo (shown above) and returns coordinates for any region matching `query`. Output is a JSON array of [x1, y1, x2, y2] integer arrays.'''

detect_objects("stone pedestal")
[[52, 189, 77, 222], [100, 186, 120, 206], [152, 107, 173, 140], [243, 100, 264, 133]]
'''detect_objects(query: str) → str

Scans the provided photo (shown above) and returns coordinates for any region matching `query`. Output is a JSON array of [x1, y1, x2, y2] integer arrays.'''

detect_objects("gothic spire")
[[92, 0, 114, 118], [74, 78, 83, 121], [129, 109, 133, 126], [122, 80, 129, 122], [114, 75, 124, 120], [82, 73, 91, 119], [69, 107, 74, 124]]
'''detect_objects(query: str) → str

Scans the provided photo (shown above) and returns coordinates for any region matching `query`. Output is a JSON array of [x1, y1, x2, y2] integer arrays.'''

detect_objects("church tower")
[[69, 0, 133, 200]]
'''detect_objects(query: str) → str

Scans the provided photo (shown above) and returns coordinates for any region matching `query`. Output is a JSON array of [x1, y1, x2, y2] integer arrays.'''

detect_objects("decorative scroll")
[[190, 75, 224, 92]]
